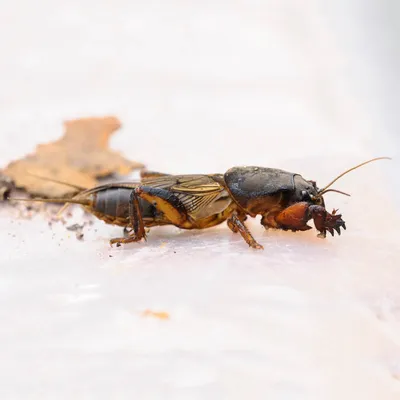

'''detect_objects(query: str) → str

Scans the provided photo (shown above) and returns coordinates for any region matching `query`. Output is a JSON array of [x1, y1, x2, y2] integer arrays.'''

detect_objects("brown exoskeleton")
[[12, 157, 390, 250]]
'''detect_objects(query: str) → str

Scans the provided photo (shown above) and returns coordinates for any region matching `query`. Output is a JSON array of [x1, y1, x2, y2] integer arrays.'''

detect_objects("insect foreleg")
[[272, 202, 346, 237], [260, 213, 280, 230], [227, 212, 263, 250], [271, 202, 313, 232], [308, 205, 346, 238]]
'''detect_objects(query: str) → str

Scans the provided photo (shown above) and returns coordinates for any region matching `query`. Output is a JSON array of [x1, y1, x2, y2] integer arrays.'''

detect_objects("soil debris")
[[0, 173, 15, 200], [141, 310, 170, 320], [76, 232, 84, 241], [66, 222, 86, 241], [66, 223, 85, 232]]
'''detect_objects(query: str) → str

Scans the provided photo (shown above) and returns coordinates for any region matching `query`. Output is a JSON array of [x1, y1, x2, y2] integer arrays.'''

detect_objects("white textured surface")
[[0, 1, 399, 399]]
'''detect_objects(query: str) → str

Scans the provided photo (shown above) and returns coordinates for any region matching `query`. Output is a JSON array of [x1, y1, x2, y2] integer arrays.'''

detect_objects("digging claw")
[[309, 205, 346, 238]]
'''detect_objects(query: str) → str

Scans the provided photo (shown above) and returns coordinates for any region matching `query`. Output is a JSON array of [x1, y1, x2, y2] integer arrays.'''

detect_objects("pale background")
[[0, 1, 399, 399]]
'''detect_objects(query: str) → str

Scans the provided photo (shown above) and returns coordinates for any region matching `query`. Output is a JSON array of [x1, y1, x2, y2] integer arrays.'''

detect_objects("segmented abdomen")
[[90, 187, 157, 226]]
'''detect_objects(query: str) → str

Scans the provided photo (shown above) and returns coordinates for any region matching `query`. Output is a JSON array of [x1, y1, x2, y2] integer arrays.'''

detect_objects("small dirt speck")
[[76, 232, 84, 241], [66, 223, 84, 232]]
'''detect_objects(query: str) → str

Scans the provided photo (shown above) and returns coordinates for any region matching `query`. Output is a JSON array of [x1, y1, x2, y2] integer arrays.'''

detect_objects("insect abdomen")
[[91, 187, 156, 225]]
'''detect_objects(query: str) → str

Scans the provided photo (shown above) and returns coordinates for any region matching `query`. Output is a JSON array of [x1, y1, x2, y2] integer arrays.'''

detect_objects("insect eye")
[[301, 190, 311, 200], [313, 197, 322, 205]]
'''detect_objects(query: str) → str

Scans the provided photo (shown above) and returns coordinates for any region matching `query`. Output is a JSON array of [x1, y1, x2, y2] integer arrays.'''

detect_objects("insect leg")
[[227, 211, 248, 233], [273, 202, 314, 232], [227, 212, 263, 250], [109, 189, 146, 246], [273, 202, 346, 237], [308, 205, 346, 238], [135, 186, 188, 226], [227, 218, 239, 233], [260, 213, 280, 229]]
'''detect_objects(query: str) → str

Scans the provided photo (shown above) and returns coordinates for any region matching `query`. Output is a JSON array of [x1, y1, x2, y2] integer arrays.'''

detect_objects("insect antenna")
[[318, 189, 351, 197], [316, 156, 391, 198]]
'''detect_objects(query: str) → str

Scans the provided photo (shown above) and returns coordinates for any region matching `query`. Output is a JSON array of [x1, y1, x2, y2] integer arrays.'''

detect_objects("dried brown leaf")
[[4, 116, 144, 198]]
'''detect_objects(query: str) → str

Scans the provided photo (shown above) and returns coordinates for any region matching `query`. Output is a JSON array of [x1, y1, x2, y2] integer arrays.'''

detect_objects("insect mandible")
[[12, 157, 390, 250]]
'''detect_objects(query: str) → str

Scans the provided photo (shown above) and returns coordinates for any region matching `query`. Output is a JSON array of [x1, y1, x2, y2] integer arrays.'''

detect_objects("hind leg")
[[110, 185, 189, 247], [110, 190, 147, 246]]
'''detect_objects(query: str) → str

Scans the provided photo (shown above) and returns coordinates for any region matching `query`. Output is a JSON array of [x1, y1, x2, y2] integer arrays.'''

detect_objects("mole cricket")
[[12, 157, 390, 250]]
